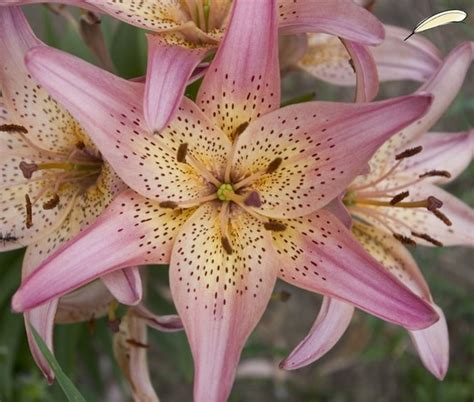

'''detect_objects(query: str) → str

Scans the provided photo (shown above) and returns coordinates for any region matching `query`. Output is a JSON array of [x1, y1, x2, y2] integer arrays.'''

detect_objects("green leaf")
[[29, 325, 87, 402]]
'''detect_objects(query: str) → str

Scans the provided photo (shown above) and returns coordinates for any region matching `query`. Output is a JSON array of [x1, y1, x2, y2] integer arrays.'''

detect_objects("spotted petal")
[[273, 209, 438, 330], [277, 0, 384, 45], [144, 33, 211, 133], [401, 131, 474, 184], [353, 223, 449, 379], [12, 190, 193, 312], [232, 95, 432, 219], [197, 0, 280, 140], [26, 46, 231, 205], [280, 297, 354, 370], [170, 203, 278, 402]]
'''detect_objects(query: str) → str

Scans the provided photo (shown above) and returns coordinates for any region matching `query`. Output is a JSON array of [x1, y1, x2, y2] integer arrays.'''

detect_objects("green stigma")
[[343, 190, 357, 206], [217, 183, 234, 201]]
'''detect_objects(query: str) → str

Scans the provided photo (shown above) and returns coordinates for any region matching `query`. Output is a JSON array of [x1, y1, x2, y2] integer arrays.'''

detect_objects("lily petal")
[[410, 305, 449, 380], [197, 0, 280, 139], [12, 190, 193, 312], [144, 33, 211, 133], [170, 203, 278, 402], [274, 209, 438, 330], [277, 0, 384, 45], [353, 223, 449, 378], [101, 267, 143, 306], [401, 130, 474, 184], [341, 39, 379, 102], [232, 95, 432, 219], [0, 96, 9, 122], [371, 25, 442, 82], [132, 304, 183, 332], [0, 7, 80, 153], [114, 310, 159, 402], [280, 297, 353, 370], [26, 46, 226, 204]]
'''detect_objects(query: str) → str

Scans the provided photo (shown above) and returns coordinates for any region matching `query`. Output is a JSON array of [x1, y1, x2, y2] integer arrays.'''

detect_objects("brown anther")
[[25, 194, 33, 228], [221, 236, 233, 255], [419, 170, 452, 179], [125, 338, 149, 348], [266, 157, 282, 174], [432, 209, 452, 226], [390, 191, 410, 205], [426, 196, 443, 211], [264, 221, 287, 232], [244, 191, 262, 207], [76, 141, 86, 150], [159, 201, 178, 209], [176, 143, 188, 163], [107, 318, 121, 333], [232, 121, 249, 138], [0, 123, 28, 134], [395, 146, 423, 160], [411, 231, 443, 247], [81, 11, 101, 25], [42, 193, 60, 210], [348, 58, 356, 73], [19, 161, 38, 179], [393, 233, 416, 246]]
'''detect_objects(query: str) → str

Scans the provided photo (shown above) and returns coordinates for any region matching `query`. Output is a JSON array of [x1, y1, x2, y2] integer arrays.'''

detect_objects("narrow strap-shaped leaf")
[[29, 325, 87, 402]]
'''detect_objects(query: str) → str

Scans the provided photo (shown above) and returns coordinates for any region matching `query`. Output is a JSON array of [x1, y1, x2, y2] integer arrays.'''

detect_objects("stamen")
[[25, 194, 33, 228], [126, 338, 149, 348], [393, 233, 416, 246], [411, 231, 443, 247], [395, 146, 423, 160], [42, 193, 60, 210], [389, 191, 409, 205], [176, 143, 188, 163], [76, 141, 86, 150], [224, 122, 249, 183], [159, 201, 178, 209], [264, 221, 287, 232], [221, 236, 233, 255], [419, 170, 452, 179], [244, 191, 262, 207], [432, 209, 452, 226], [232, 121, 249, 138], [19, 161, 38, 179], [266, 157, 282, 174], [0, 123, 28, 134], [426, 196, 443, 211]]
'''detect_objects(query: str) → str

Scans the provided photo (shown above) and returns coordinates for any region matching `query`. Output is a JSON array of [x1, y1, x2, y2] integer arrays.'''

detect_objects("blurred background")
[[0, 0, 473, 401]]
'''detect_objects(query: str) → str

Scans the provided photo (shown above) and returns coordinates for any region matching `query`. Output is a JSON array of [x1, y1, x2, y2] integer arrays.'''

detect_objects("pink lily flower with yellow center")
[[0, 0, 385, 132], [12, 1, 440, 400], [281, 42, 474, 379], [0, 7, 146, 382]]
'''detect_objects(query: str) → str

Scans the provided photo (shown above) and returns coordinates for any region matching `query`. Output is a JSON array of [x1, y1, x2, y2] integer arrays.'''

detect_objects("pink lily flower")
[[281, 42, 474, 380], [0, 0, 385, 132], [12, 1, 440, 400], [0, 7, 145, 381]]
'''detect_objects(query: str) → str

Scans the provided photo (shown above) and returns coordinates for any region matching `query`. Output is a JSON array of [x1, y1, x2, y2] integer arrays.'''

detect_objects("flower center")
[[216, 183, 234, 201], [344, 146, 452, 246]]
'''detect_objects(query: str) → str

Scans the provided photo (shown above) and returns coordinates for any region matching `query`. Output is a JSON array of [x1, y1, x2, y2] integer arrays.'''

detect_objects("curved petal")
[[232, 95, 432, 219], [353, 223, 449, 378], [277, 0, 384, 45], [341, 39, 379, 102], [410, 305, 449, 380], [55, 280, 114, 323], [24, 301, 58, 383], [101, 267, 143, 306], [144, 33, 211, 133], [0, 96, 9, 122], [12, 190, 193, 312], [114, 311, 159, 402], [274, 210, 438, 330], [131, 304, 183, 332], [26, 46, 227, 204], [281, 297, 354, 370], [0, 7, 79, 153], [353, 41, 473, 184], [170, 203, 278, 402], [197, 0, 280, 140], [401, 130, 474, 184], [0, 0, 99, 11], [371, 25, 442, 82]]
